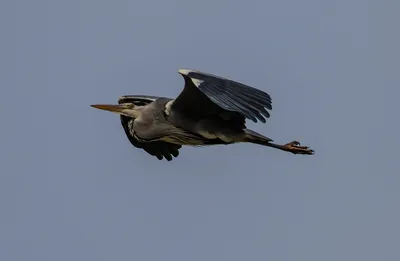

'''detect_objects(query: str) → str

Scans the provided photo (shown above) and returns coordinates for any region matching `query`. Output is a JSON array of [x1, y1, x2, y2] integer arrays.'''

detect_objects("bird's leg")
[[265, 141, 314, 155], [242, 129, 314, 155]]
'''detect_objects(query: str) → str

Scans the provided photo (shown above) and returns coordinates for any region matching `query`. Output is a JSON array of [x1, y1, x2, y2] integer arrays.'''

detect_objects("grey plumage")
[[91, 69, 314, 161]]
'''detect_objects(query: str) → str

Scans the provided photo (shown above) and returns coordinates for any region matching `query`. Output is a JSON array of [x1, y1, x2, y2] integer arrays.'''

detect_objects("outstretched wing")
[[118, 95, 181, 161], [172, 69, 272, 123]]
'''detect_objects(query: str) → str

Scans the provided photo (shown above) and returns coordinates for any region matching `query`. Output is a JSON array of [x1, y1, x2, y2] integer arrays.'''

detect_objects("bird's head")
[[90, 102, 141, 118], [91, 95, 157, 118]]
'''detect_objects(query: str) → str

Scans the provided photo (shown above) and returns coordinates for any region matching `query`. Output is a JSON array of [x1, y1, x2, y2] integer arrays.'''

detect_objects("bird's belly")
[[197, 130, 218, 139], [199, 131, 235, 143], [160, 135, 206, 146]]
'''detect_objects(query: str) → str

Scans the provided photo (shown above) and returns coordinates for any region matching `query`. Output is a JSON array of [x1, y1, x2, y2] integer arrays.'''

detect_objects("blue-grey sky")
[[1, 0, 399, 260]]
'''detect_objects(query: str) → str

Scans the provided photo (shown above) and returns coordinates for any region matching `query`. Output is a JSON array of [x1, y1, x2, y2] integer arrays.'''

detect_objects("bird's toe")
[[285, 141, 314, 155]]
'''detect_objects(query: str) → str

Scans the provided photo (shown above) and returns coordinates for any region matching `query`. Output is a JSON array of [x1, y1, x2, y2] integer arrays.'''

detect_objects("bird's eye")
[[122, 103, 135, 109]]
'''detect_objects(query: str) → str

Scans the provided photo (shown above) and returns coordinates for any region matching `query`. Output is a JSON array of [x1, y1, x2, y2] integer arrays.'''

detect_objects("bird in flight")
[[91, 69, 314, 161]]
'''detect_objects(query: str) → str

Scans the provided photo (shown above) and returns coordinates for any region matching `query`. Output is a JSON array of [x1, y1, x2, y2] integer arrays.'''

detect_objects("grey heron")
[[91, 69, 314, 161]]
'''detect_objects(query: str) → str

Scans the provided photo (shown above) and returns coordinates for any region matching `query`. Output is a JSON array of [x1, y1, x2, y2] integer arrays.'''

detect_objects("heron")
[[91, 69, 314, 161]]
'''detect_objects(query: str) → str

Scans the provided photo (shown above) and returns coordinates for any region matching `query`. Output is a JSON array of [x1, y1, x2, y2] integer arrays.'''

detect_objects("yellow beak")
[[90, 104, 126, 114]]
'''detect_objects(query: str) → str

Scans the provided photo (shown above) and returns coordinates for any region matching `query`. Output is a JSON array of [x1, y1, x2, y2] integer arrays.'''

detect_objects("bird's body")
[[92, 69, 314, 161]]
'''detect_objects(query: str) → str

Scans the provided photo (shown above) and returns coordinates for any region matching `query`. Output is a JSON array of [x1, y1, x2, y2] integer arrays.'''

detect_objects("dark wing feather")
[[120, 116, 181, 161], [173, 69, 272, 123]]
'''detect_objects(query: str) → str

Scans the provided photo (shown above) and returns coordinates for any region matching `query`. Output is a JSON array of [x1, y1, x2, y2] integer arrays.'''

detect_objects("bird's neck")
[[130, 108, 142, 119]]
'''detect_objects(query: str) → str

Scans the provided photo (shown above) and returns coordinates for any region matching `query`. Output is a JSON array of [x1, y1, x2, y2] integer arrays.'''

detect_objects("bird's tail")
[[243, 129, 273, 146]]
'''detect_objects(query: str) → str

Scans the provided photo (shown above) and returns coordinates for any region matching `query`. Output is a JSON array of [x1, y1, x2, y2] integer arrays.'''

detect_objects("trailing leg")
[[244, 129, 314, 155]]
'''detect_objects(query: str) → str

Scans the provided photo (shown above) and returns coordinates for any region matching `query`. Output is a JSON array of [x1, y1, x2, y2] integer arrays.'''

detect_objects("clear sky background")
[[1, 0, 399, 260]]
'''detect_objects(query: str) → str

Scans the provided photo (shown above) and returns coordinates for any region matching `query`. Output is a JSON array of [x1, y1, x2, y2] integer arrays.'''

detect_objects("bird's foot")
[[284, 141, 314, 155]]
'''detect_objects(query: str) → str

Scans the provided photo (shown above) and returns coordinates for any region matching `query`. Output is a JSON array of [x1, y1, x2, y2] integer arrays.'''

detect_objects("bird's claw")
[[285, 141, 314, 155], [286, 141, 300, 146]]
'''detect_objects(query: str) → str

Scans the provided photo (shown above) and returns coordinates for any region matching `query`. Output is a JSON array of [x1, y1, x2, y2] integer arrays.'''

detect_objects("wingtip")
[[178, 68, 193, 76]]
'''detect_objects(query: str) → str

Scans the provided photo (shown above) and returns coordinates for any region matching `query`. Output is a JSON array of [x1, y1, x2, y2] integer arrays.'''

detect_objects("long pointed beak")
[[90, 104, 126, 114]]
